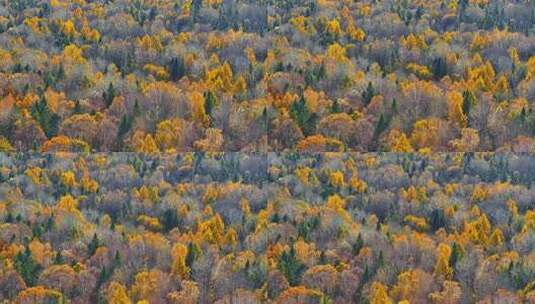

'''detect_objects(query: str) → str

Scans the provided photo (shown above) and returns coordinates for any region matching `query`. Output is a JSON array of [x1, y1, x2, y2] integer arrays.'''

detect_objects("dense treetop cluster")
[[0, 152, 534, 303], [2, 0, 535, 151]]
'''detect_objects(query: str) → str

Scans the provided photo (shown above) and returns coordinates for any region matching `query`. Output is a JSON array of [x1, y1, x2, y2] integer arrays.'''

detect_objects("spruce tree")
[[14, 246, 42, 286], [31, 95, 60, 138], [362, 82, 376, 106], [169, 57, 185, 81], [278, 245, 306, 286], [88, 233, 100, 257], [462, 90, 476, 126], [204, 90, 217, 124], [432, 57, 447, 80], [103, 82, 117, 108], [185, 242, 201, 268], [391, 98, 398, 116], [133, 98, 141, 117], [54, 251, 64, 264], [449, 242, 462, 270], [191, 0, 202, 24], [290, 95, 317, 136], [374, 114, 389, 139], [117, 114, 132, 139], [330, 99, 341, 114]]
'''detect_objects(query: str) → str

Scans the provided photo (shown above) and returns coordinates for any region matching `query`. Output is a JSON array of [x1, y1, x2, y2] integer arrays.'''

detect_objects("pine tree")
[[31, 95, 60, 138], [14, 246, 42, 286], [191, 0, 202, 24], [330, 99, 341, 113], [103, 83, 117, 108], [112, 250, 121, 269], [374, 114, 389, 139], [391, 98, 398, 116], [449, 242, 462, 270], [204, 91, 217, 124], [56, 64, 65, 80], [353, 233, 364, 255], [432, 57, 447, 80], [290, 94, 317, 136], [362, 82, 376, 106], [278, 245, 306, 286], [162, 208, 180, 232], [133, 98, 141, 117], [169, 57, 185, 81], [429, 209, 447, 231], [73, 100, 82, 114], [185, 242, 201, 268], [117, 114, 132, 139], [377, 250, 384, 268], [462, 90, 476, 126], [362, 264, 371, 283], [88, 233, 100, 257], [54, 251, 64, 264]]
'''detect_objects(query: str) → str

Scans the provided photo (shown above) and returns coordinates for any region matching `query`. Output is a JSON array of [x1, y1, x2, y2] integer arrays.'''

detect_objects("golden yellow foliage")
[[369, 281, 393, 304], [447, 91, 467, 128], [107, 282, 132, 304], [171, 243, 189, 279], [386, 129, 414, 152], [434, 243, 453, 280]]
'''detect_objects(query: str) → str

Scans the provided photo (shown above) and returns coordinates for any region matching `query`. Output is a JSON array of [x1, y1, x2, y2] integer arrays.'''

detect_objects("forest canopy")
[[1, 0, 535, 151], [0, 152, 534, 303]]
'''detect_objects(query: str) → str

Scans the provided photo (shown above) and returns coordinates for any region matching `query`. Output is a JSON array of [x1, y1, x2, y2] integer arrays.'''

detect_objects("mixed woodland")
[[1, 0, 535, 151], [0, 153, 534, 303]]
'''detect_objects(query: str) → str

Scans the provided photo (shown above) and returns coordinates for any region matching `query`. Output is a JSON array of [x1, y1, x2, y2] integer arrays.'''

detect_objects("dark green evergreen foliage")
[[169, 57, 186, 81], [304, 63, 326, 88], [449, 242, 462, 270], [362, 264, 371, 283], [133, 99, 141, 117], [117, 114, 133, 139], [297, 216, 320, 241], [129, 0, 151, 26], [161, 208, 180, 232], [204, 91, 217, 124], [290, 94, 318, 136], [31, 95, 60, 138], [330, 99, 341, 114], [88, 233, 100, 257], [191, 0, 202, 24], [377, 250, 384, 268], [458, 0, 469, 21], [14, 246, 42, 286], [432, 57, 448, 80], [481, 1, 505, 30], [245, 260, 267, 289], [32, 223, 44, 239], [185, 242, 201, 268], [113, 250, 122, 268], [73, 100, 82, 114], [318, 251, 327, 264], [278, 245, 306, 286], [374, 114, 389, 139], [391, 98, 398, 115], [429, 209, 447, 231], [462, 90, 476, 125], [362, 82, 376, 106], [54, 251, 64, 265], [352, 233, 364, 255], [509, 261, 531, 289], [103, 83, 117, 108], [5, 212, 13, 223]]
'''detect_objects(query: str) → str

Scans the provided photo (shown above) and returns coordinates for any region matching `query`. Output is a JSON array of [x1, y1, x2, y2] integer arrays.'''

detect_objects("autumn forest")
[[1, 0, 535, 303]]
